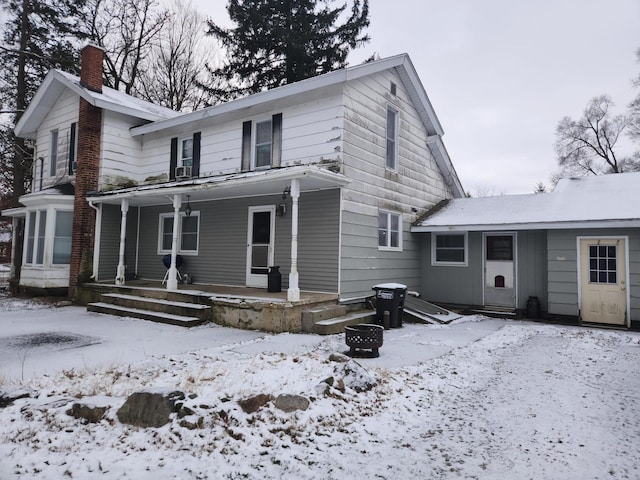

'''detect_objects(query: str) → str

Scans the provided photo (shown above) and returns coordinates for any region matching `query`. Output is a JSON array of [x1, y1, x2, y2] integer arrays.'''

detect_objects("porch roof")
[[87, 165, 350, 206], [412, 172, 640, 232]]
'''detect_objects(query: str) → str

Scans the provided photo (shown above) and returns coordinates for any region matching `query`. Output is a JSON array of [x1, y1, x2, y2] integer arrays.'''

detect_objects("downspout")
[[88, 200, 101, 280]]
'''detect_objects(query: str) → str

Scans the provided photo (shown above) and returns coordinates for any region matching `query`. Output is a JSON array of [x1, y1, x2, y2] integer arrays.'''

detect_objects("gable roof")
[[412, 172, 640, 232], [15, 70, 179, 139], [129, 53, 464, 198]]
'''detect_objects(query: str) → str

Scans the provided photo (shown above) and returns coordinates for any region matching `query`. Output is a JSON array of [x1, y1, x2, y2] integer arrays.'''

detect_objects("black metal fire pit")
[[345, 324, 384, 358]]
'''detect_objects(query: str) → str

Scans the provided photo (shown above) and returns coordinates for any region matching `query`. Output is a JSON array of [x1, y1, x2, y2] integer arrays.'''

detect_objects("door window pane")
[[252, 211, 271, 244], [486, 236, 513, 261], [588, 244, 617, 284]]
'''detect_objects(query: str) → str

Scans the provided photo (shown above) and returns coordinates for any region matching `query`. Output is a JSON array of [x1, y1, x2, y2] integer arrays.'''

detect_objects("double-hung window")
[[158, 212, 200, 255], [386, 106, 397, 170], [25, 210, 47, 265], [52, 211, 73, 264], [241, 113, 282, 171], [378, 211, 401, 250], [180, 137, 193, 167], [50, 130, 59, 177], [432, 232, 468, 266]]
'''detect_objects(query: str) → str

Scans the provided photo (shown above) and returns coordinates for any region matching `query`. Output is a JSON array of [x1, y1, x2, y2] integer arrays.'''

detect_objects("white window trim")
[[431, 232, 468, 267], [179, 136, 193, 167], [157, 211, 200, 256], [253, 117, 273, 170], [378, 210, 402, 251], [386, 105, 398, 171]]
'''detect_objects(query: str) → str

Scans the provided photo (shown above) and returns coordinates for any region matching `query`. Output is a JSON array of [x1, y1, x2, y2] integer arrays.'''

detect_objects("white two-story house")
[[3, 45, 463, 308]]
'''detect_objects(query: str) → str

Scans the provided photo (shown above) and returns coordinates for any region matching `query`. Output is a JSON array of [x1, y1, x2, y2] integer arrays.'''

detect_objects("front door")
[[484, 233, 516, 307], [246, 206, 275, 288], [579, 238, 627, 325]]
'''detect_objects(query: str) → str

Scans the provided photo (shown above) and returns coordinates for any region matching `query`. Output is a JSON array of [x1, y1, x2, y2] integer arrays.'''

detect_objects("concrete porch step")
[[87, 302, 204, 327], [101, 293, 210, 321], [301, 304, 348, 332], [313, 311, 376, 335]]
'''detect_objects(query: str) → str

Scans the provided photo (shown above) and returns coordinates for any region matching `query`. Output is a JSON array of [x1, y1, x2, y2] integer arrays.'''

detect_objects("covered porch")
[[88, 165, 349, 303]]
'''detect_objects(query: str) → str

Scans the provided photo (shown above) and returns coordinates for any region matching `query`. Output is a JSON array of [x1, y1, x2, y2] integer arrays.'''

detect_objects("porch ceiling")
[[88, 165, 350, 207]]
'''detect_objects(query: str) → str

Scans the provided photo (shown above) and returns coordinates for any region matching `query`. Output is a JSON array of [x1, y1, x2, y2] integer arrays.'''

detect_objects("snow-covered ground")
[[0, 293, 639, 479]]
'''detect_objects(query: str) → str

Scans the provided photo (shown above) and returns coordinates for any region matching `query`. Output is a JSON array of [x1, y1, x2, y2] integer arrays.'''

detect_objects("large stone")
[[0, 387, 34, 408], [238, 393, 272, 414], [67, 403, 108, 423], [274, 394, 309, 413], [116, 390, 185, 428]]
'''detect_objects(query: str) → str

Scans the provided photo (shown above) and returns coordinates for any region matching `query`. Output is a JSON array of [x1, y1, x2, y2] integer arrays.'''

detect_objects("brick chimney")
[[70, 45, 104, 299], [79, 44, 104, 93]]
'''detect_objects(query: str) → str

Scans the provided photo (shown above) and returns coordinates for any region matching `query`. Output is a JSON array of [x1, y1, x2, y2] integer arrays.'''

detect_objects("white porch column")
[[115, 198, 129, 285], [166, 194, 182, 290], [288, 179, 300, 302]]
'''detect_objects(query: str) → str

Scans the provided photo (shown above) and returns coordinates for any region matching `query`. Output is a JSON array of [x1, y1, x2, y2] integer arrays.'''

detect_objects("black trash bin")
[[267, 266, 282, 293], [372, 283, 407, 328]]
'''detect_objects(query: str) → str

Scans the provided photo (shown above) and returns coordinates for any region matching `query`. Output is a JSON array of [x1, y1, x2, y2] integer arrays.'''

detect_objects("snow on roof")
[[413, 172, 640, 232], [15, 70, 179, 138]]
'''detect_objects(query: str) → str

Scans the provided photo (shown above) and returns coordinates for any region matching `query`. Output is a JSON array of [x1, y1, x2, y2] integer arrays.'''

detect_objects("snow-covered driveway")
[[0, 294, 639, 479]]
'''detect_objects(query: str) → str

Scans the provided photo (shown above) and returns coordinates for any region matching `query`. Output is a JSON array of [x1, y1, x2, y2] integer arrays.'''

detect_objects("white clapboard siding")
[[100, 111, 144, 189], [338, 69, 452, 298], [34, 89, 78, 191]]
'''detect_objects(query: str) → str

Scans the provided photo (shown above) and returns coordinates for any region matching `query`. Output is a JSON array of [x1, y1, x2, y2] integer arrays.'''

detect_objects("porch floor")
[[93, 279, 339, 305]]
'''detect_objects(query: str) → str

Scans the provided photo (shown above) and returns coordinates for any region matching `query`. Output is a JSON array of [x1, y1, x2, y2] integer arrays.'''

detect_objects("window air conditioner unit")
[[175, 166, 192, 178]]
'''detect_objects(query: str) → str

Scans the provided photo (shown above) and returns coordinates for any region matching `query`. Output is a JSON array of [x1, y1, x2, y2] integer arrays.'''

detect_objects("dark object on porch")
[[372, 283, 407, 328], [267, 266, 281, 292], [162, 254, 183, 284], [345, 324, 384, 357], [526, 296, 541, 319]]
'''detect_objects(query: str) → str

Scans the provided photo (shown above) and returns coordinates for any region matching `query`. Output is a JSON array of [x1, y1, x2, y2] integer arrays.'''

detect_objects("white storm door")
[[484, 233, 516, 307], [246, 206, 275, 288], [579, 238, 627, 325]]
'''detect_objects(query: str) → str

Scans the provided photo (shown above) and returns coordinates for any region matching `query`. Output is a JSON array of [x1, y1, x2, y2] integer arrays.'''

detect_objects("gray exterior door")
[[484, 233, 516, 307], [246, 206, 275, 288]]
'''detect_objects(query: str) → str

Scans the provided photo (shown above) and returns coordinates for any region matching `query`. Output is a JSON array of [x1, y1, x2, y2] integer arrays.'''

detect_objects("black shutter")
[[271, 113, 282, 168], [68, 122, 77, 175], [192, 132, 201, 177], [170, 137, 178, 180], [241, 121, 252, 172]]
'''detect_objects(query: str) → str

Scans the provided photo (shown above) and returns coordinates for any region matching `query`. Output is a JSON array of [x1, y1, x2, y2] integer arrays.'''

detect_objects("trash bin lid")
[[372, 283, 407, 290]]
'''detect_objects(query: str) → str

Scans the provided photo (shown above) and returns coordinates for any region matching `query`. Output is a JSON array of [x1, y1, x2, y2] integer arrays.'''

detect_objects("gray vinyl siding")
[[547, 228, 640, 321], [516, 230, 548, 311], [112, 189, 340, 292], [419, 230, 547, 310], [97, 204, 139, 282], [419, 231, 484, 306], [340, 210, 422, 300]]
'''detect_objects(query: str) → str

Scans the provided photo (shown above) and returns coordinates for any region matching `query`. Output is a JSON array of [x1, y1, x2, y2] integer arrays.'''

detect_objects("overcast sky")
[[200, 0, 640, 195]]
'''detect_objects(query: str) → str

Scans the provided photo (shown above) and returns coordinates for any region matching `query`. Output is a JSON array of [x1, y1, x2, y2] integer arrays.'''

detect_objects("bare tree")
[[554, 95, 638, 176], [85, 0, 168, 94], [135, 0, 219, 111]]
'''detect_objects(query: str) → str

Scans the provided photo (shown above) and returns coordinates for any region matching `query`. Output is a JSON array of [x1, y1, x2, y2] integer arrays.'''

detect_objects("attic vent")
[[390, 82, 397, 96]]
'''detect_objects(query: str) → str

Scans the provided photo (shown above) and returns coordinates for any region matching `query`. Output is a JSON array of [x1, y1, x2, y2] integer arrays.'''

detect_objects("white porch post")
[[115, 198, 129, 285], [288, 179, 300, 302], [166, 194, 182, 290]]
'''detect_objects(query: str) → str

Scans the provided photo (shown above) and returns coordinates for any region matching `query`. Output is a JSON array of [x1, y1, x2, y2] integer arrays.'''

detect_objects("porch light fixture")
[[276, 204, 287, 216], [282, 186, 291, 200], [185, 195, 192, 217]]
